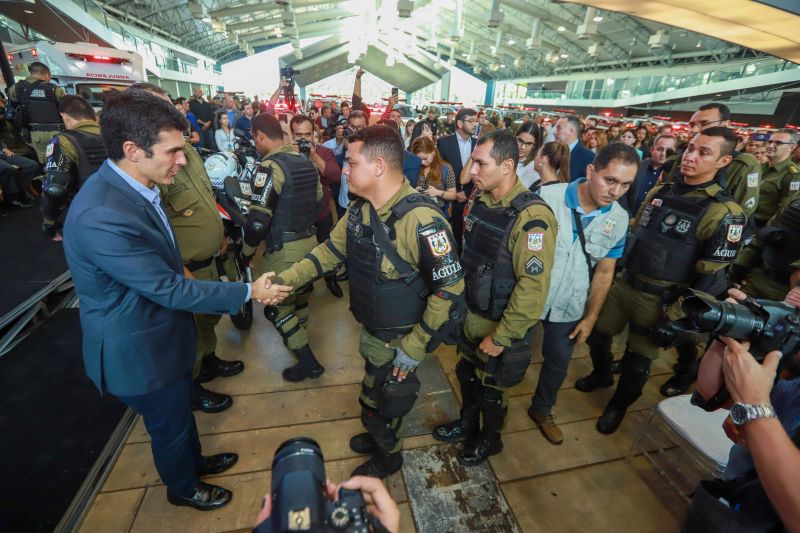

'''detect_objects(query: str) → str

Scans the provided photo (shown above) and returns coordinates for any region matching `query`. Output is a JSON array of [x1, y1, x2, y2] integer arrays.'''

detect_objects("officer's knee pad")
[[480, 385, 504, 406], [587, 330, 612, 352], [377, 372, 420, 419], [43, 181, 67, 202], [622, 350, 652, 374], [455, 357, 478, 384]]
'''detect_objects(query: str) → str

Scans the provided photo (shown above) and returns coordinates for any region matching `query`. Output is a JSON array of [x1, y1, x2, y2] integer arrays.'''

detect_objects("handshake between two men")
[[249, 272, 294, 306]]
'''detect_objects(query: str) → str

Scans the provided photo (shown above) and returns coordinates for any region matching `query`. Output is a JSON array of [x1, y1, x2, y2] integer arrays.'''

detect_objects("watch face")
[[730, 403, 749, 425]]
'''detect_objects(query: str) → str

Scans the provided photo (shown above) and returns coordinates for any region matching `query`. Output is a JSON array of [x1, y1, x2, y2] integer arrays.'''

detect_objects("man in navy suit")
[[437, 108, 477, 250], [555, 115, 595, 182], [63, 90, 291, 511]]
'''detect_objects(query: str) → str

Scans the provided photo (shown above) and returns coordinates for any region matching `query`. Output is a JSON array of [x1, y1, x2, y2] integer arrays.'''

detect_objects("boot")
[[349, 432, 377, 454], [282, 345, 325, 382], [432, 413, 477, 442], [596, 352, 650, 434], [575, 331, 614, 392], [351, 451, 403, 478], [196, 352, 244, 383], [660, 334, 700, 397], [458, 433, 503, 466], [435, 362, 481, 442], [458, 387, 506, 466]]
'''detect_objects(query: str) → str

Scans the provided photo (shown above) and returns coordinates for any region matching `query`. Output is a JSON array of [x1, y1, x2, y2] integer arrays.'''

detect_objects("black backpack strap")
[[367, 202, 429, 298]]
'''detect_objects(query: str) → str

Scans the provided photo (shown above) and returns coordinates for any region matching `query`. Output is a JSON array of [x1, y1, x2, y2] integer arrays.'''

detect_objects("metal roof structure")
[[4, 0, 798, 88]]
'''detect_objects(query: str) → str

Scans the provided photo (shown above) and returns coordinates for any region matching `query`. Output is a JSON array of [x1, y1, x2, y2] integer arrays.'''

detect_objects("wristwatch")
[[730, 402, 777, 426]]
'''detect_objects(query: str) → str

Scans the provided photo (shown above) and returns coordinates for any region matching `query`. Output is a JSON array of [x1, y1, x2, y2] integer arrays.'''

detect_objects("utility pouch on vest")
[[378, 374, 421, 418], [362, 361, 394, 406], [467, 265, 493, 313], [421, 290, 466, 351], [492, 344, 532, 388]]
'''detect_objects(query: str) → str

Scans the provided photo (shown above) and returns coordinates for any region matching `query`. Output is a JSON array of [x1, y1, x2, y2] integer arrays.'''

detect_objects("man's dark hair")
[[455, 108, 477, 125], [698, 126, 738, 158], [348, 110, 367, 124], [341, 102, 351, 109], [100, 90, 187, 161], [347, 125, 404, 171], [289, 114, 314, 132], [562, 114, 582, 135], [174, 96, 187, 105], [251, 112, 284, 140], [29, 62, 50, 75], [698, 102, 731, 122], [476, 129, 519, 167], [58, 94, 97, 121], [592, 143, 640, 172], [127, 82, 168, 96]]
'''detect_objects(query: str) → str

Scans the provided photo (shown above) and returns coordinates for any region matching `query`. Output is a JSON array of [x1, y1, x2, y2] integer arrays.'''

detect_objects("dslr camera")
[[296, 138, 312, 157], [672, 289, 800, 361], [280, 66, 298, 83], [252, 437, 389, 533]]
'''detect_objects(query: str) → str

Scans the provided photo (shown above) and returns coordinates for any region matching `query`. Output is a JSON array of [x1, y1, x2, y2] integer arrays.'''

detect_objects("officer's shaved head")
[[29, 62, 50, 75], [698, 127, 738, 158], [251, 113, 284, 141], [347, 125, 404, 172], [58, 95, 96, 122]]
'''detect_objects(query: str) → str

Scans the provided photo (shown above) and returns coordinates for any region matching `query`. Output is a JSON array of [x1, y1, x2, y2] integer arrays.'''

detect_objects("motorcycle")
[[202, 131, 260, 330]]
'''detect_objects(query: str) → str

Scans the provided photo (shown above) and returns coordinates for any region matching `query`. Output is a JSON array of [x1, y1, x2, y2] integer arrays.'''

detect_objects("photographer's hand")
[[340, 476, 400, 533], [720, 337, 781, 405]]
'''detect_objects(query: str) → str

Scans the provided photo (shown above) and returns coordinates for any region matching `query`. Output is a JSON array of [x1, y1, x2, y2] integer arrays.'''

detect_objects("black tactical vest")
[[461, 190, 548, 320], [15, 79, 61, 125], [60, 129, 106, 184], [626, 183, 720, 283], [264, 152, 322, 250], [346, 195, 437, 338], [760, 198, 800, 284]]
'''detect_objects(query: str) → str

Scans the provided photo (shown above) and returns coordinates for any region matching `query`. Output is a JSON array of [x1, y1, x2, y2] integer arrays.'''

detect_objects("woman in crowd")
[[515, 121, 543, 189], [531, 141, 571, 192], [215, 111, 236, 152], [407, 120, 433, 149], [588, 130, 608, 154], [411, 136, 457, 214], [403, 119, 415, 147], [618, 129, 643, 159], [633, 125, 651, 158]]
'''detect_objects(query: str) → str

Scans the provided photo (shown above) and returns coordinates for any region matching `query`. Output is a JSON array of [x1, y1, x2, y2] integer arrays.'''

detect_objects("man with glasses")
[[753, 129, 800, 228], [662, 103, 761, 220]]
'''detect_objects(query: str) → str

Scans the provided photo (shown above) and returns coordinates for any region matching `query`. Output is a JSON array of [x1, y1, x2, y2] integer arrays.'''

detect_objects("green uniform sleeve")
[[724, 154, 760, 217], [277, 210, 348, 287], [694, 201, 746, 274], [492, 205, 557, 346], [55, 87, 66, 99], [396, 209, 464, 360]]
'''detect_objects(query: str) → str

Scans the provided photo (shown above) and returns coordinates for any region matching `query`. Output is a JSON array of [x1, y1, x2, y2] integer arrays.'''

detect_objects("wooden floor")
[[79, 280, 690, 533]]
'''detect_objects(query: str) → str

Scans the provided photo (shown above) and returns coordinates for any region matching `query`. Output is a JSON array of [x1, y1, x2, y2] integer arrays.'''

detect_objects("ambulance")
[[5, 41, 146, 109]]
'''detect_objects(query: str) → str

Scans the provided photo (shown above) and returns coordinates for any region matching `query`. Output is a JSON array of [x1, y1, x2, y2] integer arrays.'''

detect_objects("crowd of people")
[[3, 59, 800, 532]]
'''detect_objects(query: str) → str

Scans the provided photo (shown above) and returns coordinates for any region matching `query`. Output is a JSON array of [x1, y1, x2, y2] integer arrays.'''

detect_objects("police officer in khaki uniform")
[[132, 82, 245, 414], [8, 62, 65, 163], [41, 95, 105, 240], [576, 128, 747, 434], [244, 113, 326, 382], [754, 129, 800, 228], [433, 130, 557, 466], [275, 125, 465, 478], [663, 103, 760, 219], [730, 190, 800, 301]]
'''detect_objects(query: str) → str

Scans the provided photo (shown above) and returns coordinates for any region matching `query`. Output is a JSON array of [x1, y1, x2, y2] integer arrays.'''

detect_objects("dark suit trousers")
[[118, 374, 202, 497]]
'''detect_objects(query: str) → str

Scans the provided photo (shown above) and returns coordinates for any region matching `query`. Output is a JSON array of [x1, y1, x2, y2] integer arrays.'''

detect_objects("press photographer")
[[682, 287, 800, 533], [252, 438, 399, 533]]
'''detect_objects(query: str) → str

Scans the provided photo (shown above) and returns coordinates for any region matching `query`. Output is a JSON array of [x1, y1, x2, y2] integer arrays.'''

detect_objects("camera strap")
[[571, 209, 595, 278]]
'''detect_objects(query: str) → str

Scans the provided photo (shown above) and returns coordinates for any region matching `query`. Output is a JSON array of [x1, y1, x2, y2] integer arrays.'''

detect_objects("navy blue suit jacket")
[[569, 142, 595, 182], [403, 150, 422, 188], [64, 161, 248, 397], [437, 134, 475, 193]]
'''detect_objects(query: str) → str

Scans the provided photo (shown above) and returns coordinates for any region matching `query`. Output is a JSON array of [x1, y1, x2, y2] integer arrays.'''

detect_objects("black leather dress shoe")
[[196, 352, 244, 383], [167, 481, 232, 511], [192, 382, 233, 413], [325, 278, 344, 298], [596, 406, 627, 434], [199, 453, 238, 476], [457, 437, 503, 467], [349, 432, 377, 454], [432, 420, 475, 443]]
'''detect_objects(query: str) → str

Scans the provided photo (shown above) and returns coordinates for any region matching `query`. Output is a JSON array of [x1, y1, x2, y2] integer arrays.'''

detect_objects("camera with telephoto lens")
[[280, 66, 297, 83], [252, 437, 388, 533], [672, 289, 800, 361], [296, 138, 312, 157]]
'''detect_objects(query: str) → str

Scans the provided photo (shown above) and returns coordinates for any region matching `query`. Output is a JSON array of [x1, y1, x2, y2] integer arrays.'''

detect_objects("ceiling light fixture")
[[696, 41, 702, 47], [592, 15, 603, 22], [507, 39, 515, 45], [202, 15, 212, 23], [557, 26, 566, 32], [560, 53, 568, 58], [24, 9, 34, 14]]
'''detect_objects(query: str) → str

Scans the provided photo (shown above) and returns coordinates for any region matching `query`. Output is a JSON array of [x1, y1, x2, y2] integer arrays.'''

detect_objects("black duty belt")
[[365, 326, 411, 343], [185, 256, 214, 272], [29, 123, 65, 132], [625, 274, 684, 303], [282, 227, 316, 243]]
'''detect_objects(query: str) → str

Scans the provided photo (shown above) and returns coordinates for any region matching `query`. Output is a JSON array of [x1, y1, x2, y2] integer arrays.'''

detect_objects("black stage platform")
[[0, 203, 68, 320], [0, 309, 128, 532]]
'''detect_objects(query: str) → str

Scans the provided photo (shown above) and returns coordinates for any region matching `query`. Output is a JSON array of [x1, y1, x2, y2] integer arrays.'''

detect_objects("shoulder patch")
[[747, 173, 759, 188], [727, 224, 743, 243], [525, 256, 544, 276], [254, 171, 268, 188], [426, 230, 453, 256], [527, 230, 544, 251], [790, 180, 800, 192], [744, 197, 756, 210], [45, 142, 54, 158]]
